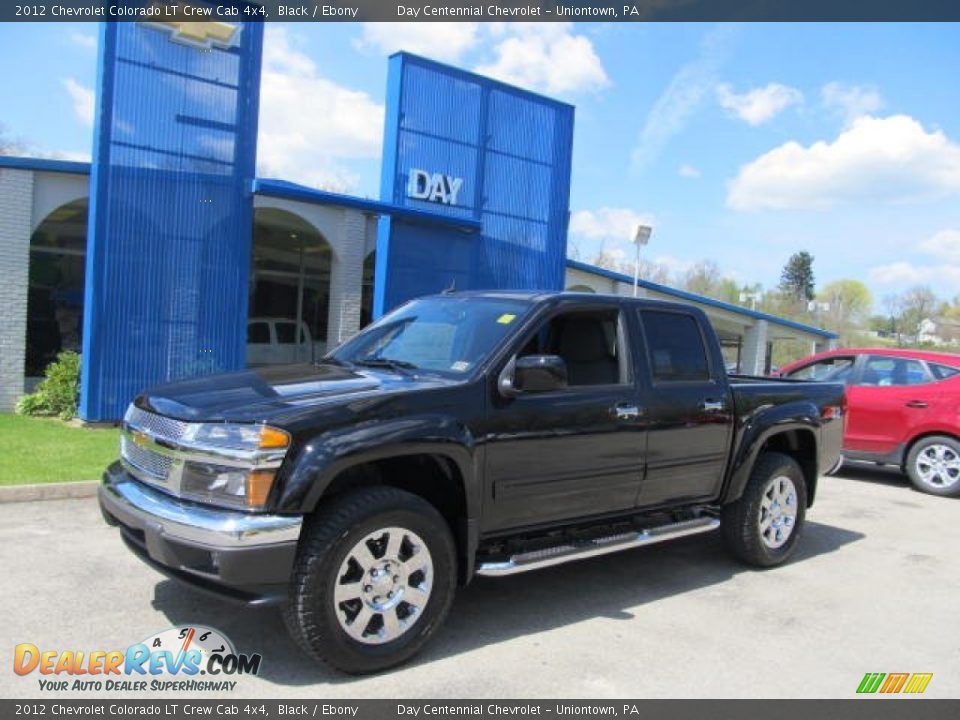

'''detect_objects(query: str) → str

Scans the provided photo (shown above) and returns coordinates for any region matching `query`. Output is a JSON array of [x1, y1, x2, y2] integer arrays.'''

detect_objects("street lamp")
[[633, 224, 652, 297]]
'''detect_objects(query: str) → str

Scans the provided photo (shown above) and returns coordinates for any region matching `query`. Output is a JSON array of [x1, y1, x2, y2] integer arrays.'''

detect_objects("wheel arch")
[[726, 424, 820, 508], [299, 448, 478, 584], [759, 429, 819, 507], [902, 430, 960, 471]]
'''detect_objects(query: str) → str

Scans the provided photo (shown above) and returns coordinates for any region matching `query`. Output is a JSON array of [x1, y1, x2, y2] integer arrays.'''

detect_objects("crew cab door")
[[845, 355, 934, 454], [482, 303, 646, 532], [633, 309, 734, 507]]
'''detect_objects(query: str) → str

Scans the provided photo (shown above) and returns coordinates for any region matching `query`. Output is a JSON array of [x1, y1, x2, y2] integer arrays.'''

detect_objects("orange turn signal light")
[[246, 470, 276, 508], [258, 425, 291, 449]]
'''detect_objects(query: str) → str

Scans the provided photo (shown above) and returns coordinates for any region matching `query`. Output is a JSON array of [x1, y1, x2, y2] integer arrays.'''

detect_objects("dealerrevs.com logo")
[[14, 626, 262, 693]]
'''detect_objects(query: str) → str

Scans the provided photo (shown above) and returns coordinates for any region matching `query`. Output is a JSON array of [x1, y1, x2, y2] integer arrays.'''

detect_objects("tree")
[[779, 251, 815, 304], [899, 285, 939, 343], [681, 260, 721, 297], [818, 279, 872, 324], [0, 123, 19, 156], [588, 249, 671, 285]]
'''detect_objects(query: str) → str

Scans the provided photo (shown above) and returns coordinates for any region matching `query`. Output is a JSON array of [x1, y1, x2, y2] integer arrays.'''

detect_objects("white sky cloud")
[[822, 82, 884, 123], [569, 207, 655, 243], [920, 229, 960, 263], [678, 164, 701, 178], [716, 82, 803, 125], [632, 25, 734, 171], [727, 114, 960, 211], [356, 23, 608, 96], [257, 28, 384, 192], [69, 32, 97, 51], [475, 23, 609, 95], [870, 229, 960, 289], [70, 32, 97, 50], [355, 23, 481, 62], [61, 78, 94, 127], [868, 261, 925, 285]]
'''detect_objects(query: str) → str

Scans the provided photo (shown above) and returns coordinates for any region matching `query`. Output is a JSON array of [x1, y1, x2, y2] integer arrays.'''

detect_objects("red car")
[[778, 348, 960, 497]]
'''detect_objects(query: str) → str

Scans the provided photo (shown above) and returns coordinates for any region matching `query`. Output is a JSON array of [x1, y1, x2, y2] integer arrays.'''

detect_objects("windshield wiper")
[[354, 357, 419, 374]]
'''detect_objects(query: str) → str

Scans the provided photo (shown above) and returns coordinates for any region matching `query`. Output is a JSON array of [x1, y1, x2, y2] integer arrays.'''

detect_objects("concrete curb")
[[0, 481, 98, 504]]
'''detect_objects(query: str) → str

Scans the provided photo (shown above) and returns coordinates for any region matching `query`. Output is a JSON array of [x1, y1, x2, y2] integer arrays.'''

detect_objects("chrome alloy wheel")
[[334, 527, 433, 645], [758, 475, 798, 549], [915, 444, 960, 490]]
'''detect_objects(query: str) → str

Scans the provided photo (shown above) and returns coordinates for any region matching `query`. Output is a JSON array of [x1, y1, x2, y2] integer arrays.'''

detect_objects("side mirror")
[[500, 355, 568, 396]]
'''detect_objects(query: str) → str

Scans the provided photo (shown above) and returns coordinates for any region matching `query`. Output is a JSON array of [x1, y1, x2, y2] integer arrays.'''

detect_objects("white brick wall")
[[326, 208, 366, 349], [0, 169, 34, 411]]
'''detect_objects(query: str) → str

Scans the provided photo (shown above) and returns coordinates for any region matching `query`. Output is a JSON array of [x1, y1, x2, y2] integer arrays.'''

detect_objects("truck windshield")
[[328, 296, 532, 377]]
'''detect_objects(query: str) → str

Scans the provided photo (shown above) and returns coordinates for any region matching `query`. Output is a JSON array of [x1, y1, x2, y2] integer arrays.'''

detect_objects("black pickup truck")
[[100, 292, 844, 673]]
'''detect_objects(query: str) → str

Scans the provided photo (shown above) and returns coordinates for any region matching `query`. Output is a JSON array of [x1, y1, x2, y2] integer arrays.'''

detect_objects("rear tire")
[[905, 436, 960, 497], [722, 452, 807, 567], [284, 486, 457, 674]]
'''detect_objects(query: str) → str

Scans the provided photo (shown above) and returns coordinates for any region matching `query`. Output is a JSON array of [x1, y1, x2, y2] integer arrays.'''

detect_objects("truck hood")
[[136, 363, 457, 424]]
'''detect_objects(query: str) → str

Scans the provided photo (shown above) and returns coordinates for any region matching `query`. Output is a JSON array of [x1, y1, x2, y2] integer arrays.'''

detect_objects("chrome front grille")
[[121, 407, 186, 489], [120, 435, 173, 483], [124, 406, 189, 442]]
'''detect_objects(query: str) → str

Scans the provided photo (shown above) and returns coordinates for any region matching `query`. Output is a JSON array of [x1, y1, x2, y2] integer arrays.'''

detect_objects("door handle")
[[701, 399, 725, 413], [613, 403, 642, 421], [905, 400, 928, 409]]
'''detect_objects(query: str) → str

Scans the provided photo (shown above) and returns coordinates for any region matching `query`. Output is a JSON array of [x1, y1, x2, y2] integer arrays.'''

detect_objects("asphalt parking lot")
[[2, 465, 958, 699]]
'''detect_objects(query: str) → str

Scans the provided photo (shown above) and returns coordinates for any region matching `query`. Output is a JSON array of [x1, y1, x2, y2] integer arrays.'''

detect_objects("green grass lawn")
[[0, 414, 119, 485]]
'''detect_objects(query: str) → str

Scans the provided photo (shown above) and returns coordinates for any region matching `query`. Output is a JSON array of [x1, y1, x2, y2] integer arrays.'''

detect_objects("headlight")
[[178, 423, 291, 510], [184, 423, 290, 451]]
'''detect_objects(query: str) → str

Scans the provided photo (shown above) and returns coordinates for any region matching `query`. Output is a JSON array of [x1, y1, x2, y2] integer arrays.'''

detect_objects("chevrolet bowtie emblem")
[[142, 5, 239, 50], [131, 430, 151, 448]]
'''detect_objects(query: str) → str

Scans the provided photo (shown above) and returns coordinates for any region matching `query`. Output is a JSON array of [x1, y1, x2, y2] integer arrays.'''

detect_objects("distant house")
[[918, 317, 960, 346]]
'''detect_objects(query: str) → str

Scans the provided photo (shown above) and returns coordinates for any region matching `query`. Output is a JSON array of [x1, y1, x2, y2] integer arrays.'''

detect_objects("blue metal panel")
[[374, 53, 575, 317], [80, 18, 263, 421], [0, 156, 91, 175]]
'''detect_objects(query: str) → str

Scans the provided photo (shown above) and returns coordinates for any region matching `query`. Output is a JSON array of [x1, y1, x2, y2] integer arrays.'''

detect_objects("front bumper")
[[99, 461, 302, 605]]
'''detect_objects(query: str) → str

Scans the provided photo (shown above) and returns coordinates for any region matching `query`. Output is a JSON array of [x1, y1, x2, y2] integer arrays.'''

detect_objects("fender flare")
[[724, 401, 822, 506]]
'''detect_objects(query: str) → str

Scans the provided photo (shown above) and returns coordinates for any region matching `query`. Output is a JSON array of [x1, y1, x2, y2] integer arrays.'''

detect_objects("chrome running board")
[[476, 516, 720, 577]]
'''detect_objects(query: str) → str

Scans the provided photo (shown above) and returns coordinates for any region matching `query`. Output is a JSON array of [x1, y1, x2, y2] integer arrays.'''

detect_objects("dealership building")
[[0, 19, 835, 420]]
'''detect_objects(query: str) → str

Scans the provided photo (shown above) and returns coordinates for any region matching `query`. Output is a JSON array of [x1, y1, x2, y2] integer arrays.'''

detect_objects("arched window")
[[27, 198, 87, 379], [249, 208, 333, 366]]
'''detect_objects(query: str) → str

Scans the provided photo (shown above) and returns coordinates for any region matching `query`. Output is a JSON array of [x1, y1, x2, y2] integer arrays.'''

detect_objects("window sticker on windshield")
[[496, 313, 517, 325], [451, 361, 471, 372]]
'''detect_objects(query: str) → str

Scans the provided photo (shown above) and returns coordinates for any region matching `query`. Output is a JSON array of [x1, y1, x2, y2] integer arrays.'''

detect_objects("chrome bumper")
[[99, 462, 302, 604], [100, 469, 302, 548]]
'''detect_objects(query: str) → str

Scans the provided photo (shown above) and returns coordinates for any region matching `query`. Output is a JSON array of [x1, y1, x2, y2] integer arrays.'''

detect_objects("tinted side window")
[[859, 357, 928, 386], [517, 309, 625, 386], [641, 311, 710, 382], [247, 322, 269, 344], [930, 363, 960, 380], [787, 356, 855, 382]]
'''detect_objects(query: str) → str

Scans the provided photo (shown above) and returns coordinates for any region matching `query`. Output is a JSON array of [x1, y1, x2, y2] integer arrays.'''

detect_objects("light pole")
[[633, 224, 652, 297]]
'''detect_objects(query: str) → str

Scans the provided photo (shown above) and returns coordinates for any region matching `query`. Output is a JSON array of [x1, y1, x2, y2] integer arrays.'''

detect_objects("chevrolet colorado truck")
[[99, 292, 845, 673]]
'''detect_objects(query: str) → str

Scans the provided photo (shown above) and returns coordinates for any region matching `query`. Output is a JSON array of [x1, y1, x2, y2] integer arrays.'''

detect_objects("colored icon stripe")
[[880, 673, 909, 693], [904, 673, 933, 694], [857, 673, 886, 693]]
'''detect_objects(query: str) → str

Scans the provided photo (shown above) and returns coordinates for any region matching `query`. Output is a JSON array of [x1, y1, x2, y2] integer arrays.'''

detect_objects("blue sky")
[[2, 21, 960, 305]]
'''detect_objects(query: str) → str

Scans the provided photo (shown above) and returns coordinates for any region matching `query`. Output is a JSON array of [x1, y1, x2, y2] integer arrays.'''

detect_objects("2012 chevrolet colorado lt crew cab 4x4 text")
[[99, 292, 845, 673]]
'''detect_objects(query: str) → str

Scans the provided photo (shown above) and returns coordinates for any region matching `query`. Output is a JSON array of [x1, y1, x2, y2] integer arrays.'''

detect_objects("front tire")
[[905, 436, 960, 497], [722, 452, 807, 567], [284, 486, 457, 674]]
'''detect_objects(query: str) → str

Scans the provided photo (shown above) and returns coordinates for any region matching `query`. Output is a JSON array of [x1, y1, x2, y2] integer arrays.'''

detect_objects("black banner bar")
[[3, 0, 960, 23]]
